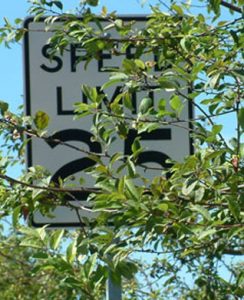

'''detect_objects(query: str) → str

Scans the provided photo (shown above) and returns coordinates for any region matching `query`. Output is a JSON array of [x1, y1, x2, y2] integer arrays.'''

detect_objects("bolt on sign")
[[24, 16, 193, 227]]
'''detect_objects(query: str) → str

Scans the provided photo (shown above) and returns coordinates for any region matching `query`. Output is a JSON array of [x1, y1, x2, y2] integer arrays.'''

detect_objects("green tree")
[[0, 1, 243, 299]]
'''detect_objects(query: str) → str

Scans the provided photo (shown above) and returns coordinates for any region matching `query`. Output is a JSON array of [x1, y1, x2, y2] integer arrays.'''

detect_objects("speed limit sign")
[[24, 16, 193, 227]]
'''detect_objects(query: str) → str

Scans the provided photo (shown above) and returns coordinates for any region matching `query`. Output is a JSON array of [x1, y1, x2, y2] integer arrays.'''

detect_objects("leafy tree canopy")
[[0, 0, 243, 299]]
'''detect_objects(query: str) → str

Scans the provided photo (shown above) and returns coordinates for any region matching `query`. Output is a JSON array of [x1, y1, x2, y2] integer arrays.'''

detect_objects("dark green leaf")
[[86, 0, 99, 6], [131, 137, 141, 155], [0, 101, 9, 115], [52, 1, 63, 10], [127, 158, 136, 177], [32, 252, 49, 259], [228, 197, 240, 221], [12, 206, 21, 228], [238, 107, 244, 131]]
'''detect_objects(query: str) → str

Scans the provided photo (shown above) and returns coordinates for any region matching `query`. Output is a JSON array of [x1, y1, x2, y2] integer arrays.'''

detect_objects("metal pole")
[[106, 275, 122, 300], [106, 238, 122, 300]]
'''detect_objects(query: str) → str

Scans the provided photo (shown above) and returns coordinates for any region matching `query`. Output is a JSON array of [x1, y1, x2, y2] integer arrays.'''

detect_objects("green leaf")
[[238, 107, 244, 131], [228, 197, 240, 221], [131, 137, 141, 156], [124, 92, 134, 110], [66, 241, 77, 263], [195, 187, 205, 202], [111, 73, 128, 81], [117, 122, 128, 139], [87, 253, 98, 277], [33, 252, 49, 259], [0, 101, 9, 115], [134, 59, 145, 69], [172, 3, 184, 15], [170, 95, 183, 114], [198, 228, 216, 240], [125, 178, 140, 201], [122, 59, 136, 72], [139, 97, 153, 114], [86, 0, 99, 6], [20, 239, 42, 249], [182, 179, 198, 195], [63, 276, 81, 288], [209, 73, 220, 89], [191, 205, 211, 221], [32, 188, 44, 200], [114, 19, 123, 29], [37, 227, 47, 241], [81, 84, 97, 102], [240, 143, 244, 159], [110, 152, 124, 166], [192, 62, 205, 75], [180, 36, 188, 52], [157, 203, 168, 211], [127, 158, 136, 177], [212, 124, 223, 135], [158, 78, 177, 91], [116, 261, 137, 280], [118, 176, 125, 193], [230, 30, 239, 45], [101, 78, 123, 90], [12, 206, 21, 228], [34, 111, 49, 130], [137, 122, 159, 134], [52, 1, 63, 10], [209, 0, 221, 15], [74, 102, 90, 113], [50, 229, 64, 250], [158, 98, 166, 111]]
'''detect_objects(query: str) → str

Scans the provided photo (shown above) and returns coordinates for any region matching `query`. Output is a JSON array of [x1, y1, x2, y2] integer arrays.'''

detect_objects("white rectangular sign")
[[24, 16, 193, 227]]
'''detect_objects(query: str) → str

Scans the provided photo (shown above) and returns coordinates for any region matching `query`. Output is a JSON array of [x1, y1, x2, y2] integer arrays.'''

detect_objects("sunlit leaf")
[[34, 111, 49, 130]]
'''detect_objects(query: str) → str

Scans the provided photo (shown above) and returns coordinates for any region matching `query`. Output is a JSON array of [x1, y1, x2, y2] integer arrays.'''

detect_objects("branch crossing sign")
[[24, 16, 193, 227]]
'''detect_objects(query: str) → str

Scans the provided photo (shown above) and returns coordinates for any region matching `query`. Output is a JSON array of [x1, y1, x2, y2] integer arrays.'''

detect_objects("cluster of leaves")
[[0, 225, 108, 300], [0, 0, 243, 299]]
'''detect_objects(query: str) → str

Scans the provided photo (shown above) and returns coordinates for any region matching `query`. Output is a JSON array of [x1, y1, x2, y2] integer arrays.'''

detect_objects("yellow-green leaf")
[[34, 111, 49, 130]]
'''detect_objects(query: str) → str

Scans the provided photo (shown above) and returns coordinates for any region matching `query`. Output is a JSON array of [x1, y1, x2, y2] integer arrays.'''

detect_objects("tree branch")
[[223, 249, 244, 256], [0, 173, 100, 195], [220, 1, 242, 13], [0, 117, 108, 158]]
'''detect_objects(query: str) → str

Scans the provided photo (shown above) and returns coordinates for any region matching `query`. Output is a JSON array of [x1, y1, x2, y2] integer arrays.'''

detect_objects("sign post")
[[107, 276, 122, 300]]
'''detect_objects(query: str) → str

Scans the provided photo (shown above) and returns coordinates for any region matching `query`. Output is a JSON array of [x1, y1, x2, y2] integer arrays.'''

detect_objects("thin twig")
[[0, 173, 100, 195]]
